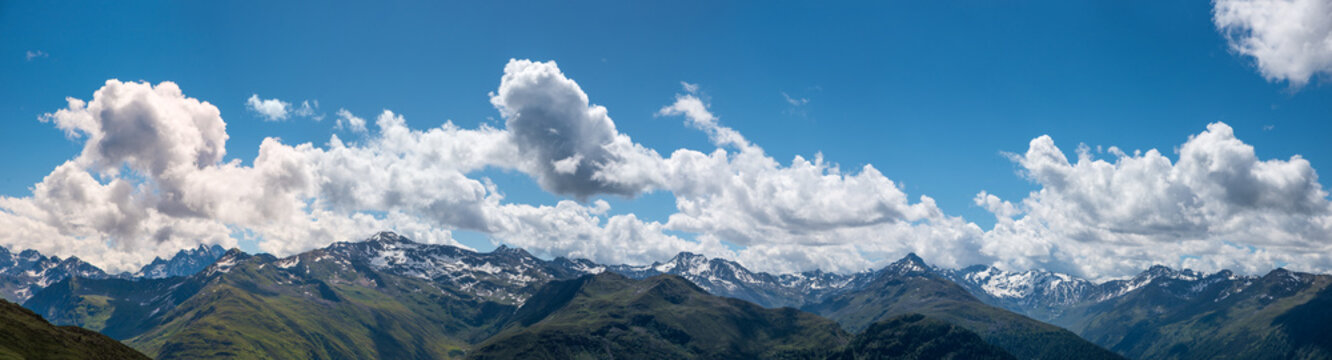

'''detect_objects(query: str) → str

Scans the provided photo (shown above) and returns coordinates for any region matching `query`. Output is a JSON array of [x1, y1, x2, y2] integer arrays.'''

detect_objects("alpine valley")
[[6, 232, 1332, 359]]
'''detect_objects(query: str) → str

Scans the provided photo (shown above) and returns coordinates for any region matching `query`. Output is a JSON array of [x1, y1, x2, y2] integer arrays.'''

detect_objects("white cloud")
[[974, 191, 1020, 219], [645, 87, 988, 273], [489, 59, 659, 199], [656, 85, 748, 149], [680, 81, 699, 93], [782, 92, 809, 106], [1213, 0, 1332, 87], [39, 80, 228, 182], [979, 122, 1332, 280], [334, 108, 367, 133], [246, 94, 290, 121], [5, 81, 511, 271], [25, 50, 48, 61], [8, 60, 1330, 281], [246, 94, 323, 122], [295, 100, 322, 121]]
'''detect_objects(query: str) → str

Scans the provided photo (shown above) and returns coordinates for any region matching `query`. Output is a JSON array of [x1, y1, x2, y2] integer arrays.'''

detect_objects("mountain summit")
[[134, 244, 229, 279], [0, 247, 111, 302]]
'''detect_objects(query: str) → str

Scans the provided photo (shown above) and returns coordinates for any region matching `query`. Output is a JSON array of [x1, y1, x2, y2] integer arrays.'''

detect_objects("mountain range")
[[5, 232, 1331, 359], [0, 244, 228, 303], [605, 246, 1332, 359], [943, 263, 1332, 359]]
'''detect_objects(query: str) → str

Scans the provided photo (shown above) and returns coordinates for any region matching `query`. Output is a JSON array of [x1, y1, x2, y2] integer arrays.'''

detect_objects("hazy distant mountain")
[[1046, 266, 1332, 360], [606, 251, 874, 308], [0, 297, 149, 360], [132, 244, 228, 279], [323, 232, 596, 305], [24, 274, 207, 340], [804, 254, 1123, 360], [940, 265, 1097, 321], [0, 243, 230, 303], [0, 246, 111, 302], [943, 262, 1332, 360]]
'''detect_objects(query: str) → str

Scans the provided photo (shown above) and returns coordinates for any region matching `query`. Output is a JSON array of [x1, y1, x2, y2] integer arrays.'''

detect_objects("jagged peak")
[[1264, 267, 1295, 278], [368, 231, 412, 244], [1134, 265, 1204, 282], [673, 251, 706, 260], [894, 253, 929, 268], [666, 252, 710, 266], [182, 243, 225, 255], [18, 249, 44, 260], [1145, 264, 1174, 274], [1209, 269, 1237, 279], [493, 244, 532, 257], [218, 248, 247, 260], [879, 252, 933, 277]]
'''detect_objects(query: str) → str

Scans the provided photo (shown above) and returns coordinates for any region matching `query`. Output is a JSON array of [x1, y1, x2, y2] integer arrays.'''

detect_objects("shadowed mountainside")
[[0, 297, 149, 360]]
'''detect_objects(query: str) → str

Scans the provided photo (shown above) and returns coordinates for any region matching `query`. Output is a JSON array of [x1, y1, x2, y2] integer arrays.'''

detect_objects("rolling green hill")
[[828, 313, 1015, 360], [471, 272, 849, 359], [0, 297, 149, 360]]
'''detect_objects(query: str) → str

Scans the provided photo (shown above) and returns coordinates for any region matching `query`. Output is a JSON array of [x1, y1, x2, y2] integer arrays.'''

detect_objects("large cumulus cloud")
[[979, 122, 1332, 280], [637, 85, 989, 273], [490, 60, 658, 198]]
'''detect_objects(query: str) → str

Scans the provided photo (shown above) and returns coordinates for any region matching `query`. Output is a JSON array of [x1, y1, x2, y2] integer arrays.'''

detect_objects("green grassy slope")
[[828, 313, 1016, 360], [122, 251, 514, 360], [0, 298, 149, 360], [805, 270, 1122, 360], [471, 273, 850, 360]]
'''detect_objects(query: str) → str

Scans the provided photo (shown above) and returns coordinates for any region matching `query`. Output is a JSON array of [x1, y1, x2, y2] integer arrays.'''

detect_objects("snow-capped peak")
[[368, 231, 411, 244], [942, 265, 1093, 310], [134, 244, 229, 279], [202, 249, 249, 276], [0, 246, 114, 302], [881, 253, 932, 277]]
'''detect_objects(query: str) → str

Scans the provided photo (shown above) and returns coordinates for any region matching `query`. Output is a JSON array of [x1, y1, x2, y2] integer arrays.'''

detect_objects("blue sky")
[[2, 1, 1331, 278]]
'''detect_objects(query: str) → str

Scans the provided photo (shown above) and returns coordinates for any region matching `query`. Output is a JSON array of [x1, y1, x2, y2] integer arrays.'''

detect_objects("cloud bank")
[[980, 123, 1332, 278], [2, 60, 1330, 281]]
